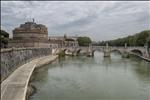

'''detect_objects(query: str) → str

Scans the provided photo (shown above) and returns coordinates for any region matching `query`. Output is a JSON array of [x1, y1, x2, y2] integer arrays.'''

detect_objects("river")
[[29, 51, 150, 100]]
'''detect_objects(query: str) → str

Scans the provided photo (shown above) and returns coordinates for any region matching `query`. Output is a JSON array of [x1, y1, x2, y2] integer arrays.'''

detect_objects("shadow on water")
[[129, 55, 150, 78], [102, 57, 112, 66], [132, 60, 150, 83]]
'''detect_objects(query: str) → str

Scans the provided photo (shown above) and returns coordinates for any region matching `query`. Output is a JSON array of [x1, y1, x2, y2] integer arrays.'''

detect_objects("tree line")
[[93, 30, 150, 48]]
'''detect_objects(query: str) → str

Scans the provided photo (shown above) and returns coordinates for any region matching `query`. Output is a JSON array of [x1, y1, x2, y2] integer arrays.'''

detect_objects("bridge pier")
[[72, 48, 78, 56], [143, 44, 150, 58], [103, 43, 111, 57], [122, 43, 129, 58], [72, 51, 77, 56], [87, 52, 94, 57], [87, 43, 94, 57], [122, 52, 129, 58]]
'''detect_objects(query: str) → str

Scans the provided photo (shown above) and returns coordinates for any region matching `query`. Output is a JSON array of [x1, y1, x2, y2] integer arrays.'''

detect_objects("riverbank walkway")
[[1, 55, 58, 100]]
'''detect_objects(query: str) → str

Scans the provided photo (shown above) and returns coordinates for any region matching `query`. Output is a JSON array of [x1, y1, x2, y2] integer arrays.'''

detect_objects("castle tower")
[[8, 21, 49, 48]]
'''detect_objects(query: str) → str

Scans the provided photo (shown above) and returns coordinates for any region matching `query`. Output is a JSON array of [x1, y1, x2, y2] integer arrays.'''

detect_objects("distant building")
[[48, 35, 79, 48], [8, 21, 49, 48], [65, 36, 79, 47], [48, 36, 64, 48]]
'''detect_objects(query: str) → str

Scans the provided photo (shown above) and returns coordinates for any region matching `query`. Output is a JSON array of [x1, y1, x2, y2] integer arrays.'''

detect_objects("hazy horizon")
[[1, 1, 150, 41]]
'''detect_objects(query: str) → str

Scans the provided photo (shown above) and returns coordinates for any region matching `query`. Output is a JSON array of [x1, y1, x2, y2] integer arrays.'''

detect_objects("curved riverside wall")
[[1, 47, 52, 82]]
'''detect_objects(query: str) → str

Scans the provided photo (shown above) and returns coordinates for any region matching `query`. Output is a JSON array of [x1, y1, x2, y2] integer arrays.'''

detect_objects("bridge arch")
[[130, 49, 143, 56], [76, 49, 82, 54], [91, 49, 104, 57], [92, 49, 102, 54], [92, 48, 122, 55], [52, 48, 61, 54], [111, 49, 122, 54], [76, 48, 88, 56], [62, 48, 67, 52]]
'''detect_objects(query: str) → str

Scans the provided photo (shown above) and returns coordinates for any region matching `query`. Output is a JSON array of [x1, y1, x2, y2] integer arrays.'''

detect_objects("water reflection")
[[30, 51, 150, 100], [102, 57, 112, 69], [133, 60, 150, 83]]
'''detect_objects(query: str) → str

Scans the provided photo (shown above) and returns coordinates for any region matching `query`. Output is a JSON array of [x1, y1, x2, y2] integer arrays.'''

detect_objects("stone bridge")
[[92, 46, 150, 58], [52, 46, 150, 59]]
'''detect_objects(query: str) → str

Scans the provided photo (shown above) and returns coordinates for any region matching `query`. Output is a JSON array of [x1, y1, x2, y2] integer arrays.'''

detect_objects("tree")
[[64, 34, 67, 40], [0, 30, 9, 48], [136, 30, 150, 46], [77, 37, 92, 46], [147, 36, 150, 48], [94, 30, 150, 47]]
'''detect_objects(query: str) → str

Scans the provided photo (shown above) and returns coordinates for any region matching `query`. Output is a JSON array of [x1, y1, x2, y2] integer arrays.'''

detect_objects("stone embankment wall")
[[1, 47, 52, 82]]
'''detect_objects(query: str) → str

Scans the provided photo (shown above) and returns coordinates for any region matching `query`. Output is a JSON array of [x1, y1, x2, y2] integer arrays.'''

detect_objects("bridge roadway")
[[1, 55, 58, 100]]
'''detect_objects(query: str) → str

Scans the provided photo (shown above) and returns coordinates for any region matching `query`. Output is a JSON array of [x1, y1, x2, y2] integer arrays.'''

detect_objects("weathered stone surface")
[[1, 55, 58, 100], [8, 21, 49, 48], [1, 47, 52, 82]]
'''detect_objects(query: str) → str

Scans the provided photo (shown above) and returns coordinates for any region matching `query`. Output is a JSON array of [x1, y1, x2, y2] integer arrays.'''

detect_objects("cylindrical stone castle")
[[9, 20, 49, 47]]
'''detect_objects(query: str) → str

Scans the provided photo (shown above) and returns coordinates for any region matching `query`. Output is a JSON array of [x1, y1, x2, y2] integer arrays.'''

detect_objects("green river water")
[[29, 51, 150, 100]]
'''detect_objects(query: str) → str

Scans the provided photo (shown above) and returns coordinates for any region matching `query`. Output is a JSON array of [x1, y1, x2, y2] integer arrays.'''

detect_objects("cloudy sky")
[[1, 1, 150, 41]]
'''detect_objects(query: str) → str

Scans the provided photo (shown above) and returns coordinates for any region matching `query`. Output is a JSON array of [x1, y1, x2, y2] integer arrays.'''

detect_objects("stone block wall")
[[1, 47, 52, 82]]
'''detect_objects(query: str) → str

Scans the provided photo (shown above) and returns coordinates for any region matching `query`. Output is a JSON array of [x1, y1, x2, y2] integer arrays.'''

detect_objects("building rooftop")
[[13, 21, 47, 34]]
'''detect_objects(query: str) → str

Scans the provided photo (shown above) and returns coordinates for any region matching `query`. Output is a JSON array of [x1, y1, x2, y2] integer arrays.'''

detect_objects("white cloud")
[[1, 1, 150, 40]]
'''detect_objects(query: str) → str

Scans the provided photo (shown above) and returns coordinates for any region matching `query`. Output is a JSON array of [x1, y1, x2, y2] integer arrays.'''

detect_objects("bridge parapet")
[[51, 46, 150, 59]]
